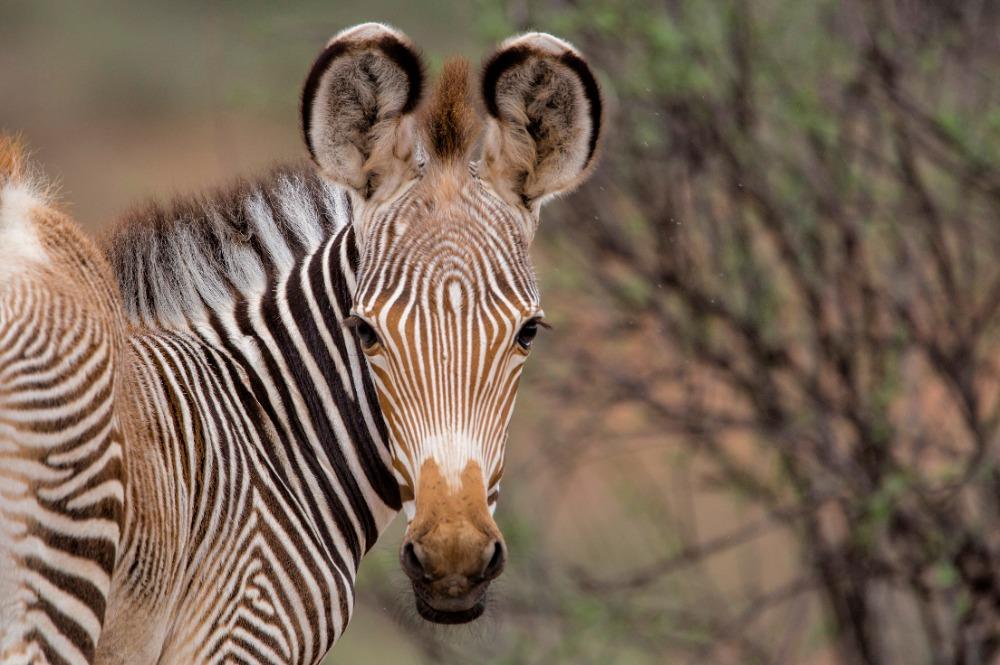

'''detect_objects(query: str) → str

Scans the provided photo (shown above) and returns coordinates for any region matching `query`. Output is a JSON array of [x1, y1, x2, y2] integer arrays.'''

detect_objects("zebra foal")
[[0, 23, 602, 664]]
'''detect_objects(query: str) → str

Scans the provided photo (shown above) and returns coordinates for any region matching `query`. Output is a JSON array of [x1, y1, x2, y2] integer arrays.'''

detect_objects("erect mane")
[[103, 162, 352, 328], [422, 58, 480, 163]]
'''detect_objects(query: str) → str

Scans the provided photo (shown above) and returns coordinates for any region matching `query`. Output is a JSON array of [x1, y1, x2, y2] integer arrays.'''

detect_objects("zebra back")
[[0, 136, 129, 664]]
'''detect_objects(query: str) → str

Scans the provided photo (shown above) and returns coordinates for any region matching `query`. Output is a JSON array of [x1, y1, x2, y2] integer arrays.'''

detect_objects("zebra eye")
[[516, 319, 539, 350], [346, 316, 380, 351], [357, 321, 379, 349]]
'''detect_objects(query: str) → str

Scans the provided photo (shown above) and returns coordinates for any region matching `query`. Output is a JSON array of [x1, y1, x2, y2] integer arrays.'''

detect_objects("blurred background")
[[5, 1, 1000, 663]]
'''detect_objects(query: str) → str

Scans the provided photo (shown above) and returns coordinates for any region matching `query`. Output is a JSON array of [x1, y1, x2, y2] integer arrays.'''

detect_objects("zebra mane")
[[103, 162, 353, 328]]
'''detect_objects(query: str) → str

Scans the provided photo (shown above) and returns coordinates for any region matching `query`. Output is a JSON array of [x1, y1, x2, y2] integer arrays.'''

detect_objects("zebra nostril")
[[401, 542, 427, 581], [481, 540, 506, 581]]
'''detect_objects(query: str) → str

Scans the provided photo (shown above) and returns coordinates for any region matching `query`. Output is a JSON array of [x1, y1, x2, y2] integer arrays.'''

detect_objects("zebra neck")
[[107, 165, 403, 557], [206, 227, 403, 563]]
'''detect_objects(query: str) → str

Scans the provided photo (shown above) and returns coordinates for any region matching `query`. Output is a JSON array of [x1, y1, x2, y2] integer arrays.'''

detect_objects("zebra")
[[0, 22, 602, 664]]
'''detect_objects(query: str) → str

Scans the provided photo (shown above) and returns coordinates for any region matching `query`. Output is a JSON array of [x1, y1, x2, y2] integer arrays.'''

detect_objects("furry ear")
[[301, 23, 424, 200], [480, 32, 602, 211]]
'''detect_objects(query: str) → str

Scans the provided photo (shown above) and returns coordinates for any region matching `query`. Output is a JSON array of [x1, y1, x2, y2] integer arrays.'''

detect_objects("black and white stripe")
[[97, 168, 403, 663]]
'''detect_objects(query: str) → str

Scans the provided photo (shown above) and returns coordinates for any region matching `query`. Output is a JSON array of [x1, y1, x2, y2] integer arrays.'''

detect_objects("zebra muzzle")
[[399, 458, 507, 623]]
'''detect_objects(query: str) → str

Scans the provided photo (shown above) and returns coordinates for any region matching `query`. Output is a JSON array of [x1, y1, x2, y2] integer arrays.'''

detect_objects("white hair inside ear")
[[301, 22, 425, 202], [479, 31, 603, 213]]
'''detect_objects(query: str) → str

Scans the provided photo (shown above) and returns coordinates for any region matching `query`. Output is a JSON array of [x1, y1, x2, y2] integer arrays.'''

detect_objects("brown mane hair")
[[422, 58, 480, 164], [0, 135, 25, 183]]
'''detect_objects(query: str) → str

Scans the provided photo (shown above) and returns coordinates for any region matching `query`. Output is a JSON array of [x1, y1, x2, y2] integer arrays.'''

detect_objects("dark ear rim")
[[300, 32, 425, 161], [481, 41, 603, 169]]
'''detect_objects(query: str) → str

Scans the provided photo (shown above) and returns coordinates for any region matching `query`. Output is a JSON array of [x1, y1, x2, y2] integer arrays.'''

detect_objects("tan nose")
[[401, 530, 506, 584], [401, 459, 507, 586]]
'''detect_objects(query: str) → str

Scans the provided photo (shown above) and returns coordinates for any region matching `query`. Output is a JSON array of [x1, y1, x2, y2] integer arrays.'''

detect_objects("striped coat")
[[0, 22, 602, 665]]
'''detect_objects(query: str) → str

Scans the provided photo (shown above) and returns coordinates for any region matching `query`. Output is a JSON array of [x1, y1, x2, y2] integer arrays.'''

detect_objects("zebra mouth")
[[414, 595, 486, 624], [410, 579, 489, 624]]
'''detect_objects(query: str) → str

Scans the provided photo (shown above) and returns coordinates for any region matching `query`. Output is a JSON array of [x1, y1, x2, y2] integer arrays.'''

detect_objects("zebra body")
[[3, 165, 395, 664], [102, 171, 399, 663], [0, 23, 603, 665]]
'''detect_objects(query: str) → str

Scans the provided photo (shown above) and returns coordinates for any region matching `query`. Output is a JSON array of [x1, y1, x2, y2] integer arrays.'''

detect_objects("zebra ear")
[[480, 33, 602, 212], [301, 23, 425, 201]]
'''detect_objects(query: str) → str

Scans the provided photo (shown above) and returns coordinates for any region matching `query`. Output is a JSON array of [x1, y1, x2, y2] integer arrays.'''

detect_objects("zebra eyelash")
[[522, 316, 552, 333]]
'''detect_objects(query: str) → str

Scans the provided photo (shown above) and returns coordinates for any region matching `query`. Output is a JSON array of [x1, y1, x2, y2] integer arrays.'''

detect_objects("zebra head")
[[302, 23, 601, 624]]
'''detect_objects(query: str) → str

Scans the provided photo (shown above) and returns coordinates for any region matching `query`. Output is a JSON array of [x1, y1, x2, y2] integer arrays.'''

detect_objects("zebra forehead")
[[356, 178, 538, 305], [379, 175, 525, 243], [358, 238, 537, 308]]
